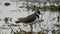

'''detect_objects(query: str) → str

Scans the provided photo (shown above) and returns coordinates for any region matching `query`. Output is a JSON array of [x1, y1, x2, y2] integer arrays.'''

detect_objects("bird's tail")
[[15, 21, 20, 23]]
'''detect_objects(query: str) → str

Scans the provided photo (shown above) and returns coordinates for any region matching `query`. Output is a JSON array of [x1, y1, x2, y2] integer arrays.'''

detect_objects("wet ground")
[[0, 0, 60, 34]]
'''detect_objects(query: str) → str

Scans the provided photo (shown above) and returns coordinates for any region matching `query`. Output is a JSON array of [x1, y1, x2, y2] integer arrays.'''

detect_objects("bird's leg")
[[57, 16, 60, 23], [30, 24, 33, 34]]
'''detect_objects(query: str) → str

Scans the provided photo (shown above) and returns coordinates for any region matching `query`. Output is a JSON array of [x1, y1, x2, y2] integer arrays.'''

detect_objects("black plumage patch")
[[4, 2, 11, 6], [37, 9, 41, 14], [36, 14, 39, 19]]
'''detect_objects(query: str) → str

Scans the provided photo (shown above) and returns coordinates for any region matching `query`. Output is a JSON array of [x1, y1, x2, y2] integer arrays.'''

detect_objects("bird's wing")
[[26, 13, 36, 22]]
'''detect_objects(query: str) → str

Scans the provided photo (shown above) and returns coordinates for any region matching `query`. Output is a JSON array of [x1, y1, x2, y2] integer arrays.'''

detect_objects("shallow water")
[[0, 0, 60, 34]]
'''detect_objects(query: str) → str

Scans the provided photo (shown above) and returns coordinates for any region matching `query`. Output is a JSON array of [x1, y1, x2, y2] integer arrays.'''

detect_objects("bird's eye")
[[4, 2, 11, 6]]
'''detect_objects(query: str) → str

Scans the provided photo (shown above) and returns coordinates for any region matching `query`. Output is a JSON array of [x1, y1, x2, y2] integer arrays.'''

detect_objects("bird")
[[15, 10, 41, 24], [4, 17, 9, 23]]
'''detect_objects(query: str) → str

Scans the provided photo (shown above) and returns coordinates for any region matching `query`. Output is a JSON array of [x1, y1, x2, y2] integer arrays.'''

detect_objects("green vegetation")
[[57, 5, 60, 11], [49, 5, 58, 11], [42, 6, 48, 11], [38, 31, 47, 34]]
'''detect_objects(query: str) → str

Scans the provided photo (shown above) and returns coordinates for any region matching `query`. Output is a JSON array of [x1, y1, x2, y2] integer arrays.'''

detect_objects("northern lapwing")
[[15, 10, 41, 24]]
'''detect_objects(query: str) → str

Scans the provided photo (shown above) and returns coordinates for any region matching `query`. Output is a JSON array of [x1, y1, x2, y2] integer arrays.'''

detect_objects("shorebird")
[[4, 17, 9, 23], [15, 10, 41, 24], [4, 17, 13, 23]]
